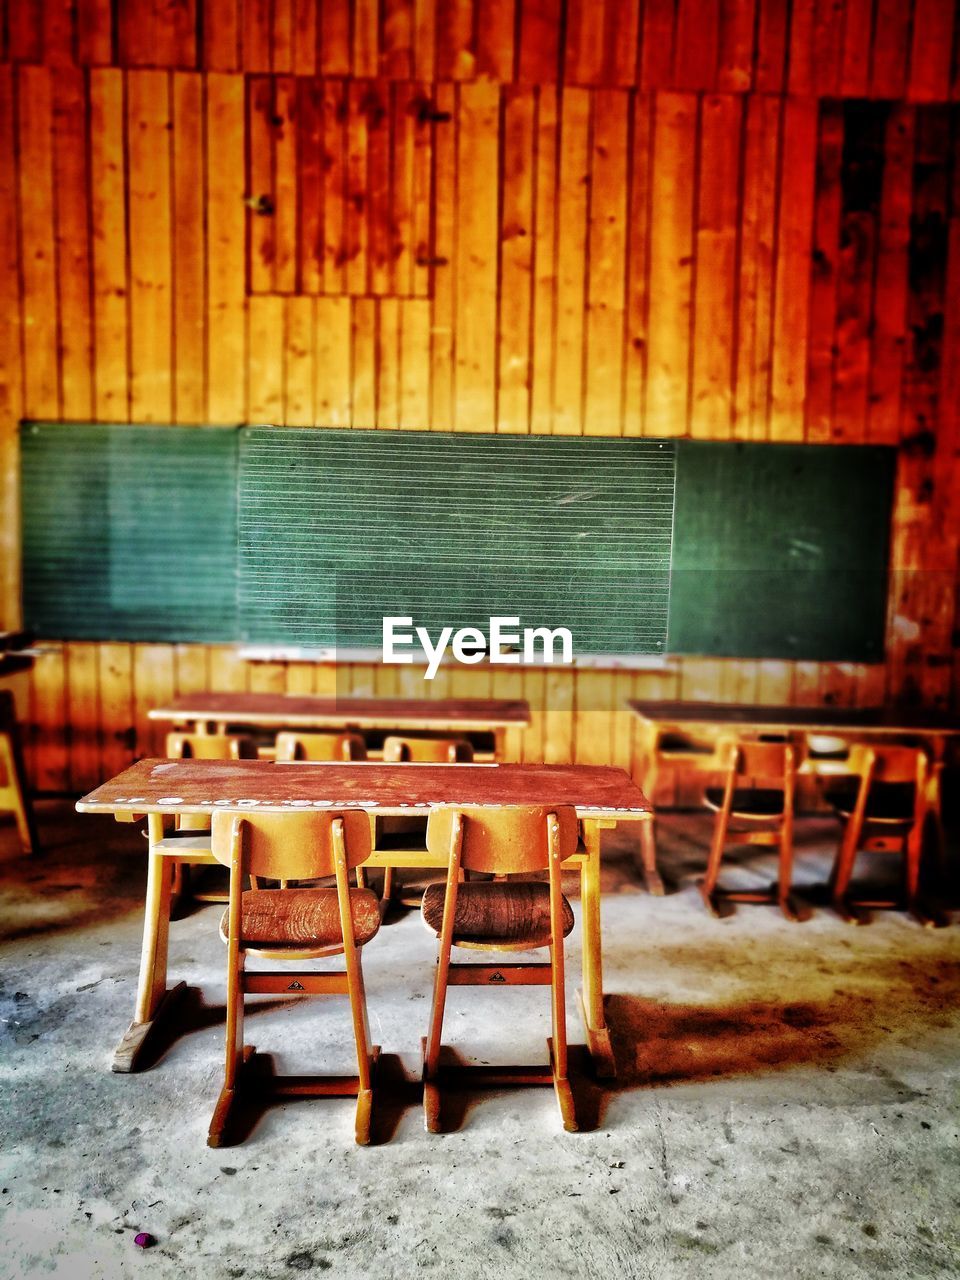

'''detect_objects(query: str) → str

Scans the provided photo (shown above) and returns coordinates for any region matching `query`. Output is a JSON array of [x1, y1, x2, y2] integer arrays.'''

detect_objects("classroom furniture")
[[207, 810, 381, 1147], [700, 738, 798, 921], [421, 806, 580, 1133], [0, 689, 38, 854], [628, 701, 959, 889], [150, 693, 531, 762], [383, 736, 474, 763], [274, 731, 367, 761], [825, 745, 940, 927], [166, 732, 258, 760], [75, 757, 653, 1077]]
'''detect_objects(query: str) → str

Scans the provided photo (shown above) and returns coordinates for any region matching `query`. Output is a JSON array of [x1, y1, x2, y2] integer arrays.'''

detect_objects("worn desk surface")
[[148, 694, 531, 731], [77, 758, 651, 820], [627, 700, 960, 736]]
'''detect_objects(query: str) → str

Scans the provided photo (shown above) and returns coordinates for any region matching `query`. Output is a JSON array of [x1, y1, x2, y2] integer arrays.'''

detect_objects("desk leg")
[[576, 820, 615, 1079], [112, 814, 185, 1072], [637, 816, 664, 896]]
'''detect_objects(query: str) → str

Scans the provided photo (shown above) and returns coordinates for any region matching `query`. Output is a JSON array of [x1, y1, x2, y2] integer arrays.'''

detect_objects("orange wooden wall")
[[1, 0, 958, 790]]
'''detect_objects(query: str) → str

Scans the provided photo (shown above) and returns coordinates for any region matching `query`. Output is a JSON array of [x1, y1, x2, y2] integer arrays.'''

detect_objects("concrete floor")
[[1, 802, 959, 1280]]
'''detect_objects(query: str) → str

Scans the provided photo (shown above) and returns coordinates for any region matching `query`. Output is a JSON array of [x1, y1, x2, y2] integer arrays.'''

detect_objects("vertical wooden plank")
[[413, 0, 438, 80], [272, 0, 295, 73], [805, 102, 844, 443], [247, 76, 275, 294], [76, 0, 114, 65], [543, 668, 574, 763], [52, 67, 94, 422], [42, 0, 75, 66], [66, 642, 101, 791], [640, 0, 676, 90], [429, 85, 456, 430], [717, 0, 757, 92], [839, 0, 872, 96], [345, 80, 370, 296], [812, 0, 845, 96], [624, 91, 651, 436], [203, 0, 240, 71], [352, 297, 377, 427], [0, 68, 23, 630], [754, 0, 789, 92], [174, 644, 209, 695], [871, 0, 912, 98], [674, 0, 719, 90], [787, 0, 816, 94], [353, 0, 381, 77], [646, 92, 696, 437], [127, 70, 173, 423], [456, 80, 500, 432], [517, 0, 561, 84], [377, 296, 401, 427], [908, 0, 955, 102], [172, 71, 205, 424], [391, 82, 414, 296], [606, 0, 642, 87], [584, 89, 628, 437], [284, 295, 314, 425], [411, 81, 434, 298], [366, 81, 393, 295], [564, 0, 607, 86], [293, 0, 318, 75], [117, 0, 155, 66], [733, 93, 779, 441], [208, 644, 249, 691], [551, 85, 590, 435], [831, 103, 884, 445], [89, 68, 128, 422], [30, 648, 68, 792], [320, 0, 351, 75], [132, 644, 175, 758], [7, 2, 43, 62], [98, 643, 134, 780], [529, 84, 558, 434], [690, 93, 741, 440], [314, 295, 352, 425], [273, 76, 298, 293], [243, 0, 272, 72], [299, 76, 325, 293], [248, 295, 284, 422], [322, 77, 346, 296], [574, 670, 615, 766], [17, 67, 59, 421], [383, 0, 414, 78], [769, 97, 817, 441], [436, 0, 475, 79], [206, 73, 246, 422], [868, 105, 914, 445], [498, 85, 535, 434], [399, 298, 431, 428]]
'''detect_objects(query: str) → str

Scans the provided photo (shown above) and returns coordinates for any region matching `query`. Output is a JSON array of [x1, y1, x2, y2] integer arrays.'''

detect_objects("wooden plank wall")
[[1, 0, 959, 790]]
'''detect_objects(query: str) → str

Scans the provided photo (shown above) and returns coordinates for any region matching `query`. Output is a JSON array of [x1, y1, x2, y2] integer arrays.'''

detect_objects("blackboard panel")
[[668, 441, 895, 661], [239, 429, 676, 653], [21, 423, 238, 642]]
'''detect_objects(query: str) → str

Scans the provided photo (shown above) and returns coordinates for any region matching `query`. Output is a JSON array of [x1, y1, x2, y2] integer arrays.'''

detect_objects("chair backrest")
[[845, 743, 927, 787], [718, 736, 795, 788], [426, 806, 579, 874], [275, 731, 367, 762], [383, 735, 474, 763], [210, 809, 372, 879], [166, 732, 257, 760]]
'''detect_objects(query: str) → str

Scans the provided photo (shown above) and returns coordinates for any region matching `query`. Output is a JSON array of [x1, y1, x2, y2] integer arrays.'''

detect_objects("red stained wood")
[[148, 693, 531, 728]]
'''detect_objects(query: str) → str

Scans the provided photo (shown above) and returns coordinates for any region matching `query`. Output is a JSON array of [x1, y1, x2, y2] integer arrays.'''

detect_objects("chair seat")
[[703, 787, 786, 817], [826, 783, 917, 824], [220, 887, 381, 949], [421, 881, 574, 947]]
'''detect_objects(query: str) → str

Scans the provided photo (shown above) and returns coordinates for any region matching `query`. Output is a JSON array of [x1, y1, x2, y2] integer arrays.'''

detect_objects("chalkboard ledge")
[[238, 646, 673, 672]]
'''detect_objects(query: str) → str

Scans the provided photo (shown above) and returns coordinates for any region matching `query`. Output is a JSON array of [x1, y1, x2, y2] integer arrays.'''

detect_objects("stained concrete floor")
[[1, 801, 959, 1280]]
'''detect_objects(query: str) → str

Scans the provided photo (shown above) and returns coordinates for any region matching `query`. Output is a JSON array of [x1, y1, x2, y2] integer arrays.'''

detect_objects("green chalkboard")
[[21, 423, 238, 642], [668, 441, 895, 661], [239, 428, 677, 653]]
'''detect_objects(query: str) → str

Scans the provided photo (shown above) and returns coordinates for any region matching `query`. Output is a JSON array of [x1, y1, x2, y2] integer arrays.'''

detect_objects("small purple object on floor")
[[134, 1233, 156, 1249]]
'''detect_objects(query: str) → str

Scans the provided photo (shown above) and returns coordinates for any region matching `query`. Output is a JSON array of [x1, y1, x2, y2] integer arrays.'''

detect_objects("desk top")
[[148, 693, 530, 731], [627, 700, 960, 735], [76, 759, 651, 819]]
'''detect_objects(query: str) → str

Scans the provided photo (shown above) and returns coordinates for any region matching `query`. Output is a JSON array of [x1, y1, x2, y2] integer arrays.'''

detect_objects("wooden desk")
[[148, 694, 530, 761], [77, 758, 651, 1077], [628, 700, 959, 890]]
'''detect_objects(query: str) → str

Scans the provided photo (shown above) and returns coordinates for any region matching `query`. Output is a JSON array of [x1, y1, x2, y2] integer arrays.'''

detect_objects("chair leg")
[[208, 954, 248, 1148], [699, 809, 729, 916], [423, 950, 453, 1134], [831, 816, 864, 924], [342, 945, 376, 1145], [776, 819, 800, 922], [0, 733, 39, 854], [549, 942, 577, 1133], [637, 819, 665, 896]]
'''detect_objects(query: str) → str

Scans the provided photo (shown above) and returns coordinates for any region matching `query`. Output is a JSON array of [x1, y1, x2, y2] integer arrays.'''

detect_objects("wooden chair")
[[274, 731, 367, 762], [825, 744, 938, 926], [420, 806, 580, 1133], [0, 690, 38, 854], [383, 736, 474, 763], [700, 737, 798, 920], [207, 809, 381, 1147], [165, 732, 258, 761]]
